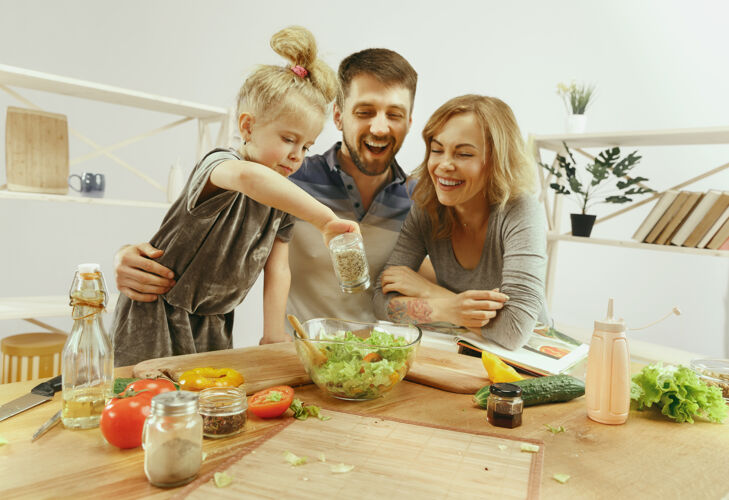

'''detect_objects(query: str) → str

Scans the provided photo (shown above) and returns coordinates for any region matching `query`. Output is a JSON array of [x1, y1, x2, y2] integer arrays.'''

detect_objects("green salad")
[[309, 328, 414, 400]]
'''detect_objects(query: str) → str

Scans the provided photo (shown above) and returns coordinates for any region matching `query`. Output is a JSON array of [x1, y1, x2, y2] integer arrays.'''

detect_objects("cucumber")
[[473, 374, 585, 408]]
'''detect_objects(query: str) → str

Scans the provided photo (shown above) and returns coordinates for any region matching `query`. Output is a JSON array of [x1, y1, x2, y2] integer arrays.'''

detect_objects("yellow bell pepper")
[[178, 367, 244, 391], [481, 351, 524, 383]]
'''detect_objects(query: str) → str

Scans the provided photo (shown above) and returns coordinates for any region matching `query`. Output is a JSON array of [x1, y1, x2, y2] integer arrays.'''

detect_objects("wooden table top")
[[0, 354, 727, 499]]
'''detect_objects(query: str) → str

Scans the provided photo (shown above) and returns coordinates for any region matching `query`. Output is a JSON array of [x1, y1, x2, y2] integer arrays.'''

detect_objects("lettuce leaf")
[[283, 451, 307, 466], [630, 363, 728, 423], [290, 398, 330, 421], [213, 472, 233, 488]]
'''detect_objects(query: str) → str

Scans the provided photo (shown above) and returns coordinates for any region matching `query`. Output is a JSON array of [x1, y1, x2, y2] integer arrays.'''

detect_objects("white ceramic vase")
[[167, 161, 184, 203], [566, 114, 587, 134]]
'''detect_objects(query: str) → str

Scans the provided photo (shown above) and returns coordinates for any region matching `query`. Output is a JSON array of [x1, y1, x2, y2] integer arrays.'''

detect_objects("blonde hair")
[[236, 26, 338, 121], [412, 94, 536, 240]]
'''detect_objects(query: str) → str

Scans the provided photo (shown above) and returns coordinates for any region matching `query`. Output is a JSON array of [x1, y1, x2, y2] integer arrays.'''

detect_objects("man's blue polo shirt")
[[286, 142, 414, 322]]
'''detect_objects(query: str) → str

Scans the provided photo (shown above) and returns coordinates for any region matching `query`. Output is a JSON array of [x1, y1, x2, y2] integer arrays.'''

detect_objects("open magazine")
[[419, 322, 589, 377]]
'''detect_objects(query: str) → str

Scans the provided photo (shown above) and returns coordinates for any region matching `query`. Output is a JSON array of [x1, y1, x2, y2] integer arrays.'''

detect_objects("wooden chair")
[[1, 333, 67, 384]]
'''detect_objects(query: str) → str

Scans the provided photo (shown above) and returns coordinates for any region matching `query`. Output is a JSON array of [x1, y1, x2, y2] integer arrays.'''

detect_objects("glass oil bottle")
[[61, 263, 114, 429]]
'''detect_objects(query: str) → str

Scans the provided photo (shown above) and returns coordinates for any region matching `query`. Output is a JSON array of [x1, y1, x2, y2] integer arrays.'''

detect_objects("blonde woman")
[[373, 94, 547, 350], [112, 26, 357, 366]]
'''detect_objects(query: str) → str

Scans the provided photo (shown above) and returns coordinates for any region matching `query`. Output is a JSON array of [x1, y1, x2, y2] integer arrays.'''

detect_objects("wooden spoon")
[[287, 314, 327, 366]]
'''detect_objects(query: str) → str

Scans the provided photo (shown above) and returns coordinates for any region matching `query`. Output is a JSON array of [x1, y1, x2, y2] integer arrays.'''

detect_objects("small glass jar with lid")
[[198, 386, 248, 438], [328, 232, 370, 293], [486, 382, 524, 428], [143, 391, 203, 488]]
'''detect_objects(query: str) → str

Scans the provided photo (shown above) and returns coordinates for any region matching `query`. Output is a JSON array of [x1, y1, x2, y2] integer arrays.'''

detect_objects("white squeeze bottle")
[[585, 298, 630, 425]]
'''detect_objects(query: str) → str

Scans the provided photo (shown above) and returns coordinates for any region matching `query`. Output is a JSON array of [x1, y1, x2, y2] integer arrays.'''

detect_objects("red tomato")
[[99, 379, 177, 449], [248, 386, 295, 419], [122, 379, 176, 399]]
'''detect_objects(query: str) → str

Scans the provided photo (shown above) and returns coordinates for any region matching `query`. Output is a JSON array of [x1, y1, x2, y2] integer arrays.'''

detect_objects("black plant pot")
[[570, 213, 596, 237]]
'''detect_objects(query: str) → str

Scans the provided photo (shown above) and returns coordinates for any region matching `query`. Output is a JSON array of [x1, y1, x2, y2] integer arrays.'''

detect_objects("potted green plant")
[[557, 81, 596, 133], [541, 143, 654, 237]]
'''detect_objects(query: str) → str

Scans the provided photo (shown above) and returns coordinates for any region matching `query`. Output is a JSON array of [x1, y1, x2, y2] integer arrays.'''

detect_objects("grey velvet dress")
[[111, 149, 294, 366]]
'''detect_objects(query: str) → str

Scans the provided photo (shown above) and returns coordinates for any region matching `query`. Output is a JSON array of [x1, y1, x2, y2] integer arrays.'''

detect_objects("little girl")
[[111, 26, 356, 366]]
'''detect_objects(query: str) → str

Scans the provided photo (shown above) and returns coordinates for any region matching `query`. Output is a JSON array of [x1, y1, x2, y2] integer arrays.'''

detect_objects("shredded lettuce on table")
[[283, 451, 308, 466], [630, 363, 728, 423], [213, 472, 233, 488], [290, 398, 330, 421], [330, 463, 355, 473], [310, 328, 412, 399]]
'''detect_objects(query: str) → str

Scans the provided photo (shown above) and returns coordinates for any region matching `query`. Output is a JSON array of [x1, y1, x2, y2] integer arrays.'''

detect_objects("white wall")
[[1, 0, 727, 357]]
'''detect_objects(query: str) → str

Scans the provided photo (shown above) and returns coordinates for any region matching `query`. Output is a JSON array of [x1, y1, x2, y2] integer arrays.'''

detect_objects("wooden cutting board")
[[407, 346, 489, 393], [5, 106, 69, 194], [177, 409, 544, 499], [132, 343, 490, 395], [132, 343, 309, 395]]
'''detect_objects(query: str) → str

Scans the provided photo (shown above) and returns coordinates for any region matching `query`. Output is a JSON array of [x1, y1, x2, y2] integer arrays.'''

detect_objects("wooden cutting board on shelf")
[[132, 343, 489, 395], [179, 409, 543, 499], [5, 106, 69, 194]]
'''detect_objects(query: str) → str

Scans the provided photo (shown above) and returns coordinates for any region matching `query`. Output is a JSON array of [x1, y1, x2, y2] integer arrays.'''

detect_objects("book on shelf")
[[671, 190, 723, 246], [698, 203, 729, 248], [684, 192, 729, 248], [654, 191, 703, 245], [706, 217, 729, 250], [419, 322, 589, 376], [720, 237, 729, 251], [644, 191, 692, 244], [632, 190, 678, 242]]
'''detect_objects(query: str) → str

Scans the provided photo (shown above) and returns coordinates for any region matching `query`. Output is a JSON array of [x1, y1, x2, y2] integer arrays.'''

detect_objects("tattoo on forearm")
[[387, 298, 432, 323]]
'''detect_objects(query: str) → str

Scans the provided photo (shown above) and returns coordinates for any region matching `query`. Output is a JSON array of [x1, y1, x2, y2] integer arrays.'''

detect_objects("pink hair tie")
[[291, 65, 309, 78]]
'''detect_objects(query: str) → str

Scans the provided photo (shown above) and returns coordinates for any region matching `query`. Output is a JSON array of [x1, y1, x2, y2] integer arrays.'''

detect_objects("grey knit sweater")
[[373, 195, 548, 350]]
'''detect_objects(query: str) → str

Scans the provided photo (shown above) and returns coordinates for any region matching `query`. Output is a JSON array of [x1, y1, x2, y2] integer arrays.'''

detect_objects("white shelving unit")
[[0, 295, 118, 333], [530, 126, 729, 306], [0, 189, 170, 208], [0, 63, 230, 329], [0, 63, 230, 207]]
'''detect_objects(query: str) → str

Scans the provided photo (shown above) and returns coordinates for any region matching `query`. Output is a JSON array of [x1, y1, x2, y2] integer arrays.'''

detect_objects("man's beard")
[[342, 134, 396, 177]]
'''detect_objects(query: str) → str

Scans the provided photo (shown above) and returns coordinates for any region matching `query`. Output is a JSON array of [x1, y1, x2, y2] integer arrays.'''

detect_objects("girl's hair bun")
[[236, 26, 338, 121], [270, 26, 317, 68]]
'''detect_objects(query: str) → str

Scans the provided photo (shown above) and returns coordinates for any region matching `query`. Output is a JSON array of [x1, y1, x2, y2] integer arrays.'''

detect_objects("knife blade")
[[32, 409, 62, 442], [0, 375, 62, 422]]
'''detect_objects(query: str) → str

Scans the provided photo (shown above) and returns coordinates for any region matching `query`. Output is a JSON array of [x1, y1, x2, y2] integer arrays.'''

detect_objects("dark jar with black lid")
[[486, 382, 524, 428]]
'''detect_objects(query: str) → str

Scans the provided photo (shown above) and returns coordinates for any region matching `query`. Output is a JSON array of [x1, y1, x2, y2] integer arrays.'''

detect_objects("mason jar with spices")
[[199, 386, 247, 438], [328, 232, 370, 293], [486, 382, 524, 428], [143, 391, 203, 488]]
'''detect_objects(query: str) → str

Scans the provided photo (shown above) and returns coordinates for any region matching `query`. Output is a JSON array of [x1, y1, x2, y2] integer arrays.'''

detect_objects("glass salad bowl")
[[293, 318, 422, 401], [690, 358, 729, 403]]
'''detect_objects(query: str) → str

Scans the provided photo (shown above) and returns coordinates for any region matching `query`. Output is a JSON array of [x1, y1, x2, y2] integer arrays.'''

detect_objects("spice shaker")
[[585, 298, 630, 425], [199, 386, 247, 438], [328, 232, 370, 293], [486, 383, 523, 428], [143, 392, 203, 488], [62, 263, 113, 430]]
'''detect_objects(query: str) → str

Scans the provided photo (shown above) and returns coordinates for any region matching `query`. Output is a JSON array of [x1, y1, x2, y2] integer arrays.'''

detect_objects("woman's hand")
[[434, 289, 509, 329], [381, 265, 450, 299]]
